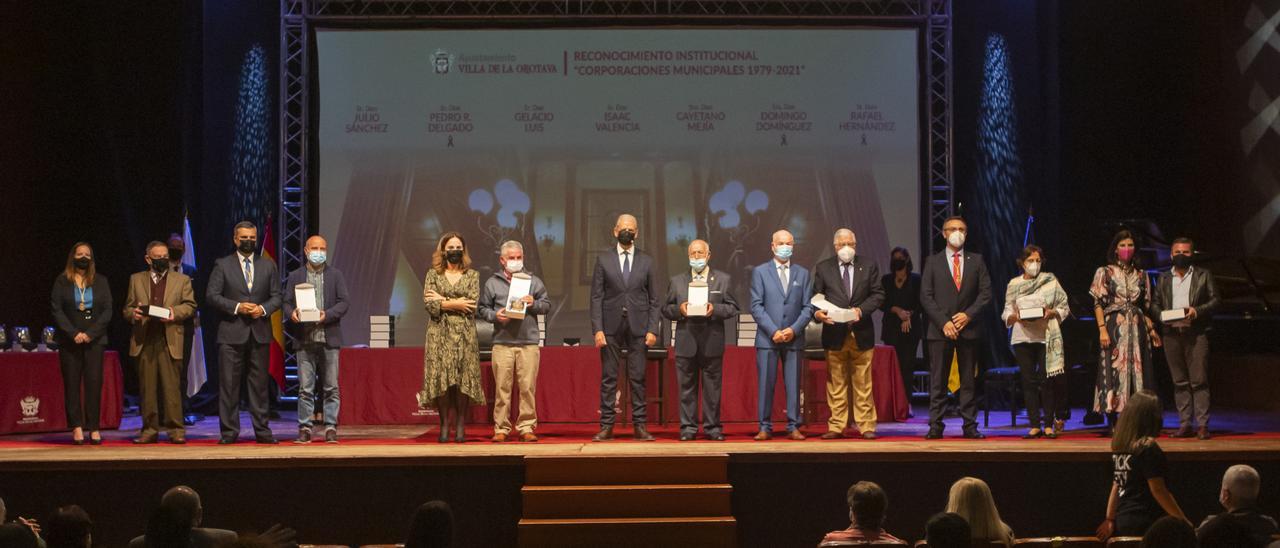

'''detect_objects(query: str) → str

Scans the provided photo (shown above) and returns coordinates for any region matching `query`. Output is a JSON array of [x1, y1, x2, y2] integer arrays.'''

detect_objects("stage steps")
[[518, 454, 736, 547]]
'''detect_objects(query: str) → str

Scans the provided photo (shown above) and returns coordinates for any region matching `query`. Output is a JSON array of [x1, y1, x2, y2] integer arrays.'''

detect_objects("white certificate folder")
[[687, 281, 709, 316], [295, 283, 321, 322]]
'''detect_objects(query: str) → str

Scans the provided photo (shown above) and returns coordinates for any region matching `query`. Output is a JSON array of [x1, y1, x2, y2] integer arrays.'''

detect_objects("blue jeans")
[[297, 344, 340, 428]]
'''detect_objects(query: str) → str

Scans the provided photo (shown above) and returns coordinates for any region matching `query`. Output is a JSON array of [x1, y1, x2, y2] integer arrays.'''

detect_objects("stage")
[[3, 407, 1279, 547]]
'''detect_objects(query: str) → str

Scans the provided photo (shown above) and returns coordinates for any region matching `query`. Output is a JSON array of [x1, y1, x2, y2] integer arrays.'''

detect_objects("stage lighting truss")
[[278, 0, 953, 398]]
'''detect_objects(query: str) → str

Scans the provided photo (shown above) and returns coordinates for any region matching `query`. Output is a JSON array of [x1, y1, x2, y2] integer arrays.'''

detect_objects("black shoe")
[[925, 427, 944, 440], [1170, 425, 1195, 438], [89, 437, 103, 446], [963, 429, 986, 440], [325, 428, 338, 443], [294, 428, 312, 444], [255, 436, 279, 445], [679, 432, 696, 442], [633, 426, 655, 441], [592, 426, 614, 442], [707, 432, 725, 441], [218, 436, 237, 445]]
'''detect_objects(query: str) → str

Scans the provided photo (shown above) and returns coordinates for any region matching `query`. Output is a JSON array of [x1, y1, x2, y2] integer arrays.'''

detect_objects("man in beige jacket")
[[124, 241, 197, 444]]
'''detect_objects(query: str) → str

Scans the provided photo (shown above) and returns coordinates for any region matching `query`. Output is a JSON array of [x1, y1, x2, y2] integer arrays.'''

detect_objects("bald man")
[[749, 229, 814, 440], [662, 240, 740, 441], [590, 214, 661, 441], [128, 486, 237, 548], [283, 235, 350, 443]]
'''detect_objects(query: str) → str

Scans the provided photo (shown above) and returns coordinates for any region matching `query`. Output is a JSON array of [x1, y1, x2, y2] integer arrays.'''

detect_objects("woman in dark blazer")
[[50, 242, 112, 445], [880, 246, 923, 395]]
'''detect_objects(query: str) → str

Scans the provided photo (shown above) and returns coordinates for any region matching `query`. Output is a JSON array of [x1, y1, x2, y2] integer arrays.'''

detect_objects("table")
[[0, 350, 124, 434], [339, 345, 908, 425]]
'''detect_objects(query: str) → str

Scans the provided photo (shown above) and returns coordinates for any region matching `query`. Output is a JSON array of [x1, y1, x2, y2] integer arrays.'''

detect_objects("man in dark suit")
[[167, 233, 202, 426], [1151, 237, 1219, 440], [590, 214, 661, 442], [919, 216, 991, 439], [206, 221, 282, 444], [662, 239, 740, 441], [283, 235, 349, 444], [749, 229, 815, 440], [127, 486, 238, 548], [812, 228, 885, 439]]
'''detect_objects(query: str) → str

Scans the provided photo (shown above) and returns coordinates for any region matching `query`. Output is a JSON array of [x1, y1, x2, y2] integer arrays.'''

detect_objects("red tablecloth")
[[339, 345, 908, 425], [0, 350, 124, 434]]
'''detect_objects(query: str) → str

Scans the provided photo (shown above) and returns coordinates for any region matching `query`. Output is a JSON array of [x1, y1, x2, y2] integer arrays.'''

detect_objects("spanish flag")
[[261, 217, 286, 390]]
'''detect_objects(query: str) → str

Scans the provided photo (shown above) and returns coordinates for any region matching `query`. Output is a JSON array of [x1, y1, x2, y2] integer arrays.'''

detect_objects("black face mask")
[[168, 248, 184, 262], [616, 230, 636, 246], [890, 258, 907, 272], [150, 259, 169, 273], [238, 240, 257, 255], [446, 250, 464, 264], [73, 257, 92, 270], [1171, 254, 1193, 269]]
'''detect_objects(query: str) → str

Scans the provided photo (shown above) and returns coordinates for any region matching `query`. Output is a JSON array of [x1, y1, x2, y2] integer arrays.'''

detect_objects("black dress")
[[879, 272, 922, 391]]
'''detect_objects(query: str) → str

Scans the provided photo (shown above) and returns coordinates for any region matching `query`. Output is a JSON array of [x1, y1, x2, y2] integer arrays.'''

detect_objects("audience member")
[[405, 501, 454, 548], [820, 481, 906, 545], [41, 506, 90, 548], [1198, 464, 1277, 548], [944, 477, 1015, 546], [924, 512, 971, 548], [1141, 515, 1197, 548]]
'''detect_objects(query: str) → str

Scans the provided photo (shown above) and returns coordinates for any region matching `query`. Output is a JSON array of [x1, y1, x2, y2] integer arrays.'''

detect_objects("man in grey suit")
[[919, 216, 991, 439], [206, 221, 282, 444], [1151, 237, 1219, 440], [590, 214, 661, 442], [662, 239, 740, 441]]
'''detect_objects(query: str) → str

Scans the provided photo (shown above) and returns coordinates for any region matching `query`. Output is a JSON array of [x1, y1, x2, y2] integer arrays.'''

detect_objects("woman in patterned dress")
[[1091, 230, 1162, 436], [420, 231, 484, 443]]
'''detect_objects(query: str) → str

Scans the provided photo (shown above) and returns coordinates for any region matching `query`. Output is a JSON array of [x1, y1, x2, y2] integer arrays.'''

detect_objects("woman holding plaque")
[[1001, 245, 1070, 439], [419, 232, 483, 443], [1091, 230, 1161, 436], [50, 242, 113, 445]]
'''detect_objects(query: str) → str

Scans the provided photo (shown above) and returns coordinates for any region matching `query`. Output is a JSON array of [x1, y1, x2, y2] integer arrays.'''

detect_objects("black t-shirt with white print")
[[1112, 440, 1169, 534]]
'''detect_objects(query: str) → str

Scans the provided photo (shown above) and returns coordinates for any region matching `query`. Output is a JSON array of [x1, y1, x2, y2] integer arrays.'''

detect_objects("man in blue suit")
[[750, 229, 814, 440]]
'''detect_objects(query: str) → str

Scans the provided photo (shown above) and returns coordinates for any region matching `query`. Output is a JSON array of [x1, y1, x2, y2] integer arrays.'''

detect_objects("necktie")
[[779, 264, 789, 293], [244, 257, 254, 292], [842, 263, 853, 303], [622, 251, 631, 285], [952, 253, 962, 291]]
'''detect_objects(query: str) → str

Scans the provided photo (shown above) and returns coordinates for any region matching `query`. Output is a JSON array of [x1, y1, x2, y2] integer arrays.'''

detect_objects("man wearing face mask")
[[811, 229, 885, 440], [749, 229, 815, 440], [478, 240, 551, 443], [167, 233, 203, 426], [919, 216, 991, 440], [124, 241, 198, 443], [206, 221, 282, 444], [283, 235, 349, 443], [1151, 237, 1219, 440], [590, 214, 661, 442], [662, 239, 740, 441]]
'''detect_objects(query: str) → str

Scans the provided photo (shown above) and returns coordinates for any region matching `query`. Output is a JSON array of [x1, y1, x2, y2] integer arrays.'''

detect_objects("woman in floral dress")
[[1090, 230, 1162, 435], [420, 231, 484, 443]]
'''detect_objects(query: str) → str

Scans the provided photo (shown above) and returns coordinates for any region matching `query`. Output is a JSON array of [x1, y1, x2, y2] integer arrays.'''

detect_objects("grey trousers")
[[1163, 330, 1210, 428]]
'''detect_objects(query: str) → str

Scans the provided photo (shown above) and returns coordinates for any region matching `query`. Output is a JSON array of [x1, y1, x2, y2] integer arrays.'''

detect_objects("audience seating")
[[912, 540, 1009, 547], [1103, 538, 1141, 548], [1014, 538, 1103, 547], [819, 539, 908, 547]]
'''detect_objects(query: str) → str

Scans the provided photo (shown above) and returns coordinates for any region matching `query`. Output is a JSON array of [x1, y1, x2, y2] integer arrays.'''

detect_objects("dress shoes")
[[633, 425, 656, 441], [520, 432, 539, 443], [679, 432, 696, 442], [1170, 425, 1195, 438], [861, 431, 878, 440], [820, 430, 843, 440], [753, 430, 772, 441], [169, 433, 186, 445], [962, 429, 986, 440], [492, 432, 508, 443], [592, 426, 614, 442], [1197, 426, 1211, 440], [132, 433, 158, 445], [786, 430, 806, 441], [256, 436, 280, 445], [218, 436, 237, 445], [925, 427, 944, 440], [706, 432, 725, 441]]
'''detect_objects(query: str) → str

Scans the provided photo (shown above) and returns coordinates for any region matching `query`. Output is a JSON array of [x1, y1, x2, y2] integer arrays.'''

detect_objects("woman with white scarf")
[[1002, 245, 1070, 439]]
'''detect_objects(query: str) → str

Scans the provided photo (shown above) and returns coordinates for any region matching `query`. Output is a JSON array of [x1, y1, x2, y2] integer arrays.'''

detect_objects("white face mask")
[[947, 231, 966, 249], [1024, 261, 1041, 277], [504, 260, 523, 274], [836, 245, 856, 263]]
